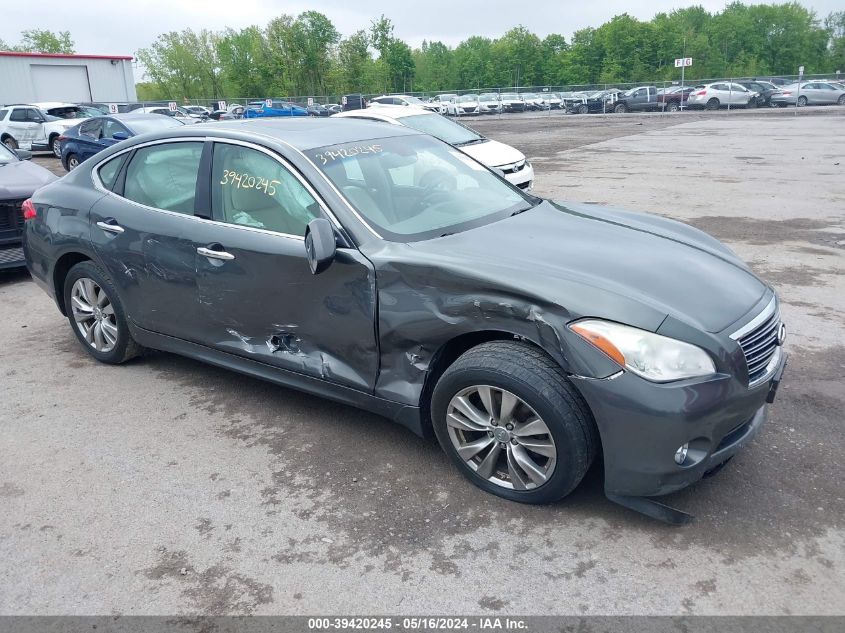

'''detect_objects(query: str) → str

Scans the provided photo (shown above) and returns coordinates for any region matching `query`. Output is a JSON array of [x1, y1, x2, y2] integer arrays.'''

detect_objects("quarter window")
[[98, 154, 128, 191], [211, 143, 319, 236], [123, 142, 203, 213]]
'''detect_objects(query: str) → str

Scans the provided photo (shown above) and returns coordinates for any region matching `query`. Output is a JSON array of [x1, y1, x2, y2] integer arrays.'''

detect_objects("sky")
[[1, 0, 841, 79]]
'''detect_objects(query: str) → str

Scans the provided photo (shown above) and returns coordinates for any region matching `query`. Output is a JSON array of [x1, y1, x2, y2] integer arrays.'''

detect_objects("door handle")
[[197, 246, 235, 261], [96, 220, 124, 234]]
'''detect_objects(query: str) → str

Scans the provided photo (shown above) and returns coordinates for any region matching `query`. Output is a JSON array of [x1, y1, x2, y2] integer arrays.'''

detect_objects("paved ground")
[[2, 110, 843, 616]]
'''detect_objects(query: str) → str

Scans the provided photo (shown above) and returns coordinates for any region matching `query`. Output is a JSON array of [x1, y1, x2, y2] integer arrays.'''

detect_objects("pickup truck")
[[657, 86, 696, 112], [609, 86, 662, 113]]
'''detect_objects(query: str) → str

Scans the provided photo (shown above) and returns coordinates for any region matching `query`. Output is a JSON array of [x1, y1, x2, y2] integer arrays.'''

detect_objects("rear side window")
[[97, 154, 129, 191], [123, 142, 203, 213], [0, 109, 7, 120], [10, 109, 27, 122]]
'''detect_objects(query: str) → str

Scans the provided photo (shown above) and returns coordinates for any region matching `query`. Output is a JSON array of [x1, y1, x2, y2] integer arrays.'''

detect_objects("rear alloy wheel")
[[706, 98, 720, 110], [667, 101, 680, 113], [797, 96, 808, 107], [51, 136, 62, 158], [432, 341, 598, 504], [64, 261, 142, 364], [578, 104, 589, 115], [838, 95, 845, 105], [614, 103, 628, 114], [3, 137, 17, 151], [67, 154, 80, 171]]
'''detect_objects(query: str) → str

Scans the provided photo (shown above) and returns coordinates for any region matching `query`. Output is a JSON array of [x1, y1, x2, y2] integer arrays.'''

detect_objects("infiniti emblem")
[[777, 323, 786, 346]]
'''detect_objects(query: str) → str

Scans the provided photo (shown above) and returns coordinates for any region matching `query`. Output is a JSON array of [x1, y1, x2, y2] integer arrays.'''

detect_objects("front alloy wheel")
[[71, 277, 118, 353], [446, 386, 556, 490]]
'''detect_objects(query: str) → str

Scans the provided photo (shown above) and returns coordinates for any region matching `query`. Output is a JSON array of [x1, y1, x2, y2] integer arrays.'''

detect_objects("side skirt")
[[128, 323, 425, 437]]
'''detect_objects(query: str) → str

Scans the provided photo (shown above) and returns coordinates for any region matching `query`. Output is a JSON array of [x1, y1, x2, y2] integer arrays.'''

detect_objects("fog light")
[[674, 443, 689, 465]]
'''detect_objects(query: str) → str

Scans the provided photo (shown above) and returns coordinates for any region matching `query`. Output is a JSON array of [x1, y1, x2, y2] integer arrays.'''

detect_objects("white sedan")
[[332, 105, 534, 190]]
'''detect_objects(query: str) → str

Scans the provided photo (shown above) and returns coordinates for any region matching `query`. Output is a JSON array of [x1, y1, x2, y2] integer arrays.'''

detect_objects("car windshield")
[[308, 134, 532, 241], [0, 142, 19, 165], [479, 94, 498, 102], [395, 112, 484, 146], [124, 116, 185, 134], [502, 93, 519, 100], [403, 96, 425, 105], [459, 95, 478, 102]]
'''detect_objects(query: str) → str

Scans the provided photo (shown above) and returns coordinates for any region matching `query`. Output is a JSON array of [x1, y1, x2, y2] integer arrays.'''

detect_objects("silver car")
[[770, 82, 845, 107], [687, 82, 758, 110]]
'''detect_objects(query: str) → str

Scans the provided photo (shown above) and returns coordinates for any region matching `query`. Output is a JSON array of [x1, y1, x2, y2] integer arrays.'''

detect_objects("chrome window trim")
[[729, 295, 778, 341], [89, 135, 341, 242]]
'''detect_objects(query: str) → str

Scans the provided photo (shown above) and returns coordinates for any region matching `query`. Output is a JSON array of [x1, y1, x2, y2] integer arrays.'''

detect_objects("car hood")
[[460, 139, 525, 169], [0, 160, 58, 197], [405, 200, 767, 334]]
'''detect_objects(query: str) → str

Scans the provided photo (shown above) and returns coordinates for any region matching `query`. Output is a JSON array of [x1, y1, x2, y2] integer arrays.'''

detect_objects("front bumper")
[[570, 349, 786, 498], [501, 162, 534, 190]]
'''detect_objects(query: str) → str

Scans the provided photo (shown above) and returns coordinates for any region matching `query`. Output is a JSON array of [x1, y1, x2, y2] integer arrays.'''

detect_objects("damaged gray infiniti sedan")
[[23, 119, 786, 523]]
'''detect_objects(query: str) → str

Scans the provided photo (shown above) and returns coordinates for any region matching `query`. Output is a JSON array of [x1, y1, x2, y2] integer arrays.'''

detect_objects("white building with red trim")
[[0, 52, 136, 105]]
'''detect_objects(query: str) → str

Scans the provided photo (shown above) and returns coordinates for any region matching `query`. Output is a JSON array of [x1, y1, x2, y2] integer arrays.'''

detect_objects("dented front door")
[[196, 140, 378, 392], [195, 226, 378, 391]]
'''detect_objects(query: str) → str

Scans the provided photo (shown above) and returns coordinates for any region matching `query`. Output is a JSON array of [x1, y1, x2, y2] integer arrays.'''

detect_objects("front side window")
[[308, 135, 532, 241], [211, 143, 319, 236], [123, 142, 203, 213], [102, 119, 128, 139]]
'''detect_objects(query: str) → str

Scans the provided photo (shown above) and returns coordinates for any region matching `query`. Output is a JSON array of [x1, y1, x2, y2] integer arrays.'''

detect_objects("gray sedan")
[[770, 82, 845, 107], [23, 118, 787, 523]]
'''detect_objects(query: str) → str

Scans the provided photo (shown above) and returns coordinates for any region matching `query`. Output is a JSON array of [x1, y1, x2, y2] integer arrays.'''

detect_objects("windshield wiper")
[[453, 138, 486, 146]]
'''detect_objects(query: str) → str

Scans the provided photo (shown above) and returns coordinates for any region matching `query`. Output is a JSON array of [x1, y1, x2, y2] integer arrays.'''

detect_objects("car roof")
[[201, 117, 422, 150], [335, 105, 431, 122], [31, 102, 77, 109]]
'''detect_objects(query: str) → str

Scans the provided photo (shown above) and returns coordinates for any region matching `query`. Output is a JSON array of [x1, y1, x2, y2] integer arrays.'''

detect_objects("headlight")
[[569, 319, 716, 382]]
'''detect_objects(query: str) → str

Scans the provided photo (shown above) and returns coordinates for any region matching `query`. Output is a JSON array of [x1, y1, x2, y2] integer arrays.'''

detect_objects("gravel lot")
[[1, 109, 843, 616]]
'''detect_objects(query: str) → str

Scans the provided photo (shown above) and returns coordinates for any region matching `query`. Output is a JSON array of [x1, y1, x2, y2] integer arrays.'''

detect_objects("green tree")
[[2, 29, 75, 53]]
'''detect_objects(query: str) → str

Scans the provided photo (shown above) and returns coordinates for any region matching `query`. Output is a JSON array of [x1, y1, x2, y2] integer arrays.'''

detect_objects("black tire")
[[431, 341, 598, 504], [797, 96, 808, 107], [838, 95, 845, 105], [614, 103, 628, 114], [3, 136, 18, 151], [667, 101, 680, 113], [51, 135, 62, 158], [578, 104, 588, 115], [63, 261, 142, 364], [66, 154, 80, 171], [706, 98, 720, 111]]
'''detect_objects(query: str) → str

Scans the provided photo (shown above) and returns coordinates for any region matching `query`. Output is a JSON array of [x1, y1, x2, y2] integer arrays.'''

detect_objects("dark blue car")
[[59, 113, 184, 171], [243, 100, 309, 118]]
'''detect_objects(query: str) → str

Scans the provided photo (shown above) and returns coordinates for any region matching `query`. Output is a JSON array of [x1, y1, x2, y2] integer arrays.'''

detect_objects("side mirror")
[[15, 149, 32, 161], [112, 132, 130, 140], [304, 218, 336, 275]]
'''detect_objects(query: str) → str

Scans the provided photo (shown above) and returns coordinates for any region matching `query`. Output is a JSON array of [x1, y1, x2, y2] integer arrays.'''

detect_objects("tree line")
[[3, 3, 845, 102]]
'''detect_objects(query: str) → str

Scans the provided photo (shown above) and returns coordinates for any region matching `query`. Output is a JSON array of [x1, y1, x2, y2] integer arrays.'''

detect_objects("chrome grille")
[[732, 298, 782, 386]]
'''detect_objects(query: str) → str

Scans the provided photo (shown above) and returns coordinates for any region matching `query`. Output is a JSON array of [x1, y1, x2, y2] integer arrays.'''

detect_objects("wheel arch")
[[418, 330, 563, 437], [53, 251, 94, 315]]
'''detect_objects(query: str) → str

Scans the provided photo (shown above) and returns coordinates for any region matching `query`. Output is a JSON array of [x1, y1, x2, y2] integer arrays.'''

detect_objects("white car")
[[332, 105, 534, 190], [129, 106, 201, 124], [477, 93, 503, 114], [447, 94, 480, 116], [686, 82, 758, 110], [431, 94, 458, 114], [0, 103, 89, 157], [368, 95, 440, 113]]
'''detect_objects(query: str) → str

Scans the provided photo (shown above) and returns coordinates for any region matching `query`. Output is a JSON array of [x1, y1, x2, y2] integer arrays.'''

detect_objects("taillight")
[[22, 199, 37, 220], [694, 90, 707, 96], [57, 135, 68, 142]]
